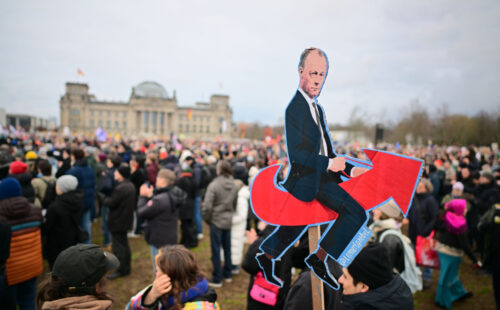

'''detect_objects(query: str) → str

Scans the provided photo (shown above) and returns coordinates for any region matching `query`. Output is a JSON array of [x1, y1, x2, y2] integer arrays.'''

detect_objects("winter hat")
[[444, 199, 467, 235], [98, 153, 107, 162], [117, 165, 131, 179], [57, 175, 79, 194], [347, 243, 394, 290], [377, 200, 401, 219], [452, 182, 464, 192], [52, 244, 119, 293], [481, 171, 494, 182], [25, 151, 37, 160], [0, 149, 12, 169], [233, 164, 248, 186], [9, 161, 27, 175], [0, 177, 22, 199]]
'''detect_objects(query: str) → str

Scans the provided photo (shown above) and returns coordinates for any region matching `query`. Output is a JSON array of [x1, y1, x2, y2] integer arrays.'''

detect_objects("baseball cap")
[[52, 244, 119, 292]]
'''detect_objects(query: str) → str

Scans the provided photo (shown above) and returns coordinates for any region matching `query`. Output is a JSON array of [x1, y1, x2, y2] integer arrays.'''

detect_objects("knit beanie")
[[9, 161, 27, 175], [347, 243, 394, 290], [0, 177, 22, 199], [377, 200, 401, 219], [233, 165, 248, 186], [57, 175, 79, 194], [117, 165, 131, 179]]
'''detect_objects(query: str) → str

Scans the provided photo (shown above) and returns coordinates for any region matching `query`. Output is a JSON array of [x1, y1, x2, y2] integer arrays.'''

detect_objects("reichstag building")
[[59, 81, 233, 138]]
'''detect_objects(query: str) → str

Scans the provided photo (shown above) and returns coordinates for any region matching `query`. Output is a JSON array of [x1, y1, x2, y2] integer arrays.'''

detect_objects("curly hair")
[[156, 245, 205, 310]]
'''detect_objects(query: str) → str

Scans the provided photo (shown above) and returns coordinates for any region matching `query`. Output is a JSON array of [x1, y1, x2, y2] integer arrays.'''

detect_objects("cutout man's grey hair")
[[299, 47, 326, 69]]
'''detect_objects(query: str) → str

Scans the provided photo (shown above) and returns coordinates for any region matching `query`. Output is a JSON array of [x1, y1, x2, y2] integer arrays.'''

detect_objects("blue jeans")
[[101, 206, 111, 246], [150, 245, 159, 275], [80, 209, 92, 244], [6, 277, 37, 310], [209, 224, 232, 283], [423, 267, 433, 281], [194, 195, 202, 234]]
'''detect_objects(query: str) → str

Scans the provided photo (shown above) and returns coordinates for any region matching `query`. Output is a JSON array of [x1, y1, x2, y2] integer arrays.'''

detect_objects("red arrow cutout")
[[250, 149, 423, 226]]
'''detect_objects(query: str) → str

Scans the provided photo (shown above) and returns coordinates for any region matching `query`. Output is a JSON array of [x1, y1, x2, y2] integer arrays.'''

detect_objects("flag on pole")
[[77, 68, 84, 77], [95, 127, 107, 142], [187, 109, 192, 121]]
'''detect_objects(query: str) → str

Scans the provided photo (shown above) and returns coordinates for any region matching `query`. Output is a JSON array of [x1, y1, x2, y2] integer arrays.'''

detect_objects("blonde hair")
[[157, 169, 176, 186]]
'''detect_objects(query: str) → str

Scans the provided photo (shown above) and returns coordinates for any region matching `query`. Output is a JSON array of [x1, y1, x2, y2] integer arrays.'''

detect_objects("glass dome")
[[134, 81, 168, 98]]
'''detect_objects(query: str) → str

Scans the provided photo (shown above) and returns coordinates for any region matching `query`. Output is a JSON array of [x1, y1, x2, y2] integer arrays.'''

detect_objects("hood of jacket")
[[0, 196, 33, 220], [165, 185, 187, 209], [10, 172, 32, 186], [56, 190, 84, 212], [343, 274, 413, 310], [42, 295, 112, 310], [216, 175, 237, 190]]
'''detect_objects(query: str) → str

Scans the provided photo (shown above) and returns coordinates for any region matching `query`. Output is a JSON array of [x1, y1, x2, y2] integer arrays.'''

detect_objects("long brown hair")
[[156, 245, 205, 310], [36, 275, 111, 310]]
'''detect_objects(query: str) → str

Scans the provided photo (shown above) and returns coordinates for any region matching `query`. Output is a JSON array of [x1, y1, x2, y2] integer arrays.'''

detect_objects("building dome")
[[134, 81, 168, 99]]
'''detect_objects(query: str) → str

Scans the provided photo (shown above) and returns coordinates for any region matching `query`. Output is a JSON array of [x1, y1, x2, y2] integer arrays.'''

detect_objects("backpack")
[[379, 229, 423, 294], [41, 178, 57, 209]]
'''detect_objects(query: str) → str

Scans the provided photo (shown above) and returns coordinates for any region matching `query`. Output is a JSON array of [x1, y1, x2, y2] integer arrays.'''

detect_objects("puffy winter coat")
[[0, 196, 43, 285], [138, 186, 186, 248], [230, 180, 249, 266]]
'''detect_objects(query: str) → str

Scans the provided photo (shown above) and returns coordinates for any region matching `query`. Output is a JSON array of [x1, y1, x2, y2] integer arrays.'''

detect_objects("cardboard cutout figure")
[[250, 48, 423, 290]]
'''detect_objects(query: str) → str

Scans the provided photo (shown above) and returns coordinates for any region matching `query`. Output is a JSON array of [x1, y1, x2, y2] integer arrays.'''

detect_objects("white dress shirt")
[[298, 88, 334, 169]]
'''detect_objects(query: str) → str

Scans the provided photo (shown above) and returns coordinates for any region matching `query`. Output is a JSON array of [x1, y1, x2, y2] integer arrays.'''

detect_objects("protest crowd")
[[0, 131, 499, 310]]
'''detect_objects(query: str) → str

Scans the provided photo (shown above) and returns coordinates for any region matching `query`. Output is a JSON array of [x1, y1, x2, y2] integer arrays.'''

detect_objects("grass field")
[[38, 220, 496, 309]]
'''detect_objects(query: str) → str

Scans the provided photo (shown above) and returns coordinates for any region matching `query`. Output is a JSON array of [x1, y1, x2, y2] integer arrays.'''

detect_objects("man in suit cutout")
[[256, 47, 370, 289]]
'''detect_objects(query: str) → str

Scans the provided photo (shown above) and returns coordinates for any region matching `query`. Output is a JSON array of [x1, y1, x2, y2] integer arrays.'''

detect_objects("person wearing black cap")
[[104, 164, 136, 279], [338, 243, 414, 310], [36, 244, 119, 309]]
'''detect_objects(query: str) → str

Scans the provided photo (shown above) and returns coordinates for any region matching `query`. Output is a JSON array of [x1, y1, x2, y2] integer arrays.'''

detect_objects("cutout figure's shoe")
[[305, 253, 340, 290], [255, 253, 283, 287]]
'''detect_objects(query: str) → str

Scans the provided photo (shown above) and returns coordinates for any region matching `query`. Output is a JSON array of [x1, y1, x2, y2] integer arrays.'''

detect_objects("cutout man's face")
[[299, 52, 327, 99]]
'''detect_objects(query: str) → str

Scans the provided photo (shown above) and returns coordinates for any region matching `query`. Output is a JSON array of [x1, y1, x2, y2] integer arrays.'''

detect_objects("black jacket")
[[242, 226, 293, 310], [45, 190, 84, 267], [284, 268, 343, 310], [408, 193, 440, 245], [137, 186, 186, 248], [176, 172, 196, 220], [104, 179, 136, 232], [10, 173, 35, 203], [435, 216, 477, 262], [374, 229, 405, 273], [342, 274, 413, 310], [130, 168, 147, 200]]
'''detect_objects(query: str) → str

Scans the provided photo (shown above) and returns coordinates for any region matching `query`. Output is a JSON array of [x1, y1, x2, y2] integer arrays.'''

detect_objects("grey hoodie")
[[202, 175, 238, 230]]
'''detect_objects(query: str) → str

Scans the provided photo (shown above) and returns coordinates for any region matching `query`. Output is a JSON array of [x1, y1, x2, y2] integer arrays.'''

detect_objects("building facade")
[[59, 81, 233, 138], [5, 113, 50, 130]]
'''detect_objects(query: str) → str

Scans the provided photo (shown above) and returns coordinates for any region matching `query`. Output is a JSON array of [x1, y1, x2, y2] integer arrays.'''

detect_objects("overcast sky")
[[1, 1, 499, 126]]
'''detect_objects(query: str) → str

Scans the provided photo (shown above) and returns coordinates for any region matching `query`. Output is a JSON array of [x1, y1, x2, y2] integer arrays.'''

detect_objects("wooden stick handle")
[[308, 226, 325, 310]]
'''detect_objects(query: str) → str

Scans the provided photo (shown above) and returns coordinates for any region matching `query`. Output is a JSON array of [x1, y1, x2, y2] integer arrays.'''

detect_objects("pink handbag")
[[415, 230, 440, 269], [250, 272, 280, 306]]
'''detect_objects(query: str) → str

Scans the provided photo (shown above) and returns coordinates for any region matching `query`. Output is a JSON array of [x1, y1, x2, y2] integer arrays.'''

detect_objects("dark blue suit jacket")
[[281, 90, 352, 202]]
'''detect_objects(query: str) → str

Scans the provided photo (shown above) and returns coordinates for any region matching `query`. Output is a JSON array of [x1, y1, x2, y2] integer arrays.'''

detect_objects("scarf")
[[443, 199, 467, 235], [165, 277, 208, 307]]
